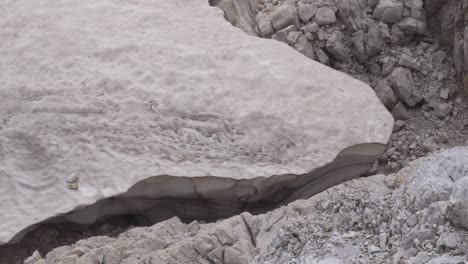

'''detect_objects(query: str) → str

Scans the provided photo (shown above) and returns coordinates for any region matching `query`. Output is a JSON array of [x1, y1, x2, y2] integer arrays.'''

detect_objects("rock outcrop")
[[0, 0, 393, 245], [26, 148, 468, 264]]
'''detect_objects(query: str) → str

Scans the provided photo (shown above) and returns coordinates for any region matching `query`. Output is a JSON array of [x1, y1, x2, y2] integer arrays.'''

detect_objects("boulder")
[[0, 0, 393, 245], [373, 0, 403, 23]]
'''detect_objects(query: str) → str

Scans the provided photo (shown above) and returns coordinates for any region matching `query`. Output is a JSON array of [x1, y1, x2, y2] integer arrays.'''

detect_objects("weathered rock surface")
[[27, 148, 468, 264], [0, 0, 393, 245]]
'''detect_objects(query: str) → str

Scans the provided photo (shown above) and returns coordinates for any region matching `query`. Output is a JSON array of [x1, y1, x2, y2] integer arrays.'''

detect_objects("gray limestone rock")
[[326, 31, 352, 62], [387, 67, 423, 107], [256, 11, 275, 37], [373, 0, 404, 23], [294, 36, 316, 60], [391, 101, 410, 120], [375, 80, 398, 110], [297, 2, 317, 23], [271, 0, 299, 31], [397, 17, 427, 35], [271, 25, 297, 44], [315, 6, 337, 26]]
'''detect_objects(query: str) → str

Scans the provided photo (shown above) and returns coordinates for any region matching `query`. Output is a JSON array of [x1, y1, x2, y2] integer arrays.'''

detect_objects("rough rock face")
[[0, 0, 393, 245], [27, 148, 468, 264]]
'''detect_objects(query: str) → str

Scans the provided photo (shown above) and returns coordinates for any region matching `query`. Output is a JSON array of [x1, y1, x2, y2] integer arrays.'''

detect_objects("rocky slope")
[[214, 0, 468, 174], [23, 148, 468, 264]]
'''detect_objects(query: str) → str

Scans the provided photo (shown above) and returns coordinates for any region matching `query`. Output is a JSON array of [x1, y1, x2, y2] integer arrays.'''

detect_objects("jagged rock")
[[387, 67, 423, 107], [0, 0, 393, 245], [256, 11, 275, 37], [381, 56, 397, 76], [391, 101, 410, 120], [373, 0, 404, 23], [315, 48, 331, 65], [432, 50, 446, 64], [375, 80, 398, 110], [315, 6, 337, 26], [397, 17, 427, 35], [326, 31, 352, 62], [303, 22, 320, 33], [399, 53, 421, 71], [271, 0, 299, 31], [391, 24, 405, 44], [337, 0, 365, 31], [365, 25, 384, 57], [294, 36, 315, 60], [352, 30, 367, 62], [450, 177, 468, 229], [404, 0, 423, 18], [271, 25, 297, 44], [297, 2, 317, 23]]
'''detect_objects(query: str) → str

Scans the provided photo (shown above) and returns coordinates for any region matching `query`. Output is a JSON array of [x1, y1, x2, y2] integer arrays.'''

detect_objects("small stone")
[[368, 245, 381, 254], [387, 67, 423, 107], [399, 53, 420, 71], [294, 36, 315, 60], [375, 80, 397, 110], [393, 120, 406, 132], [422, 137, 437, 152], [326, 31, 352, 62], [432, 50, 446, 64], [315, 7, 337, 25], [381, 56, 397, 76], [315, 48, 330, 65], [434, 102, 451, 118], [256, 12, 275, 38], [391, 25, 405, 44], [303, 22, 320, 33], [391, 101, 410, 120], [286, 31, 300, 44], [439, 88, 449, 100], [271, 25, 297, 44], [66, 171, 80, 190]]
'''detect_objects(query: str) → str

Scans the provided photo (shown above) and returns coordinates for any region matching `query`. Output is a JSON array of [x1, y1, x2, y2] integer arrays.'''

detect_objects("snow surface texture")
[[0, 0, 393, 245], [26, 148, 468, 264]]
